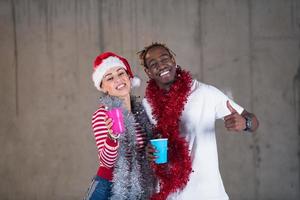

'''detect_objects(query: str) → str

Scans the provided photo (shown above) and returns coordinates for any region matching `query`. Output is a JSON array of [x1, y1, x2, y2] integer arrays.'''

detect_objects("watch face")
[[246, 117, 252, 129]]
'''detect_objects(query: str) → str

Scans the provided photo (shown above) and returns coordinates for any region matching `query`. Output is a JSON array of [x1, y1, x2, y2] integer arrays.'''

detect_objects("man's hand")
[[145, 143, 157, 162], [224, 100, 246, 131]]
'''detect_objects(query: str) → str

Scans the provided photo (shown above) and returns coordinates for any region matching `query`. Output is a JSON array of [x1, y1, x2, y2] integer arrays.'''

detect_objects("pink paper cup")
[[107, 108, 125, 134]]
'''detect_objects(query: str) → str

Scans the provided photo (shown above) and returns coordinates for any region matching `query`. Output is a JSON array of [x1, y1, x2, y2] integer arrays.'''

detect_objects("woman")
[[84, 52, 154, 200]]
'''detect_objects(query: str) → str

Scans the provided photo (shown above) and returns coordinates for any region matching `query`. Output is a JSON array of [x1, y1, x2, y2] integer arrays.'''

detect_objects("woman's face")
[[101, 67, 131, 97]]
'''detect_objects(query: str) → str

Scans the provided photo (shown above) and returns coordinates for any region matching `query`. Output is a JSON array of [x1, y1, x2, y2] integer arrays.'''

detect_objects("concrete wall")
[[0, 0, 299, 199]]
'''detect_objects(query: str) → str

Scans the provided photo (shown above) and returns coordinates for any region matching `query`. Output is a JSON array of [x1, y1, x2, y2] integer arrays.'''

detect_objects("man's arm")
[[224, 100, 259, 132]]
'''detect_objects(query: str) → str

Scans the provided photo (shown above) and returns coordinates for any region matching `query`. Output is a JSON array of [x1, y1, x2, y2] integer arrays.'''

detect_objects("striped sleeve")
[[135, 122, 146, 150], [92, 106, 119, 168]]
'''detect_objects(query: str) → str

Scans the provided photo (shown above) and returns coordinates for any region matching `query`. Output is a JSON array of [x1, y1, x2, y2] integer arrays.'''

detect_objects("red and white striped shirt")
[[92, 105, 146, 181]]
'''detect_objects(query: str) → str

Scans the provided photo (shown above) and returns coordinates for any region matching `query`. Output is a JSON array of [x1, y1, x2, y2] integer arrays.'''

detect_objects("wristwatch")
[[244, 116, 253, 131]]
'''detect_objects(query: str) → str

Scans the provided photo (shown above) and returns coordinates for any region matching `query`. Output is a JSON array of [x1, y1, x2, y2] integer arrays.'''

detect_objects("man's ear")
[[144, 67, 153, 78], [171, 56, 176, 65]]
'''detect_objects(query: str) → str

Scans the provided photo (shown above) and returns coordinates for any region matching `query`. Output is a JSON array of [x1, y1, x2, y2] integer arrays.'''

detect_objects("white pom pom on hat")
[[131, 76, 141, 88], [92, 52, 141, 91]]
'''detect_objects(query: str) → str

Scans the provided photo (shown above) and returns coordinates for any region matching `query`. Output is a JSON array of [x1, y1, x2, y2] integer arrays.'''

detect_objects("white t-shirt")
[[142, 80, 244, 200]]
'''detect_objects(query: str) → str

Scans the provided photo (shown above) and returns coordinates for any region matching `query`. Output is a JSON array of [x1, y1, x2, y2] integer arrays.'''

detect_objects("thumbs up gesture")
[[224, 100, 246, 131]]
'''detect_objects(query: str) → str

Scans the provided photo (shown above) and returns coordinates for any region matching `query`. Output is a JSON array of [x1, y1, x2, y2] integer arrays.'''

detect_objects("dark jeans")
[[84, 176, 112, 200]]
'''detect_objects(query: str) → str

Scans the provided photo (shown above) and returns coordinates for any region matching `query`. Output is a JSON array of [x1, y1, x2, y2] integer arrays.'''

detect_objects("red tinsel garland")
[[146, 69, 193, 200]]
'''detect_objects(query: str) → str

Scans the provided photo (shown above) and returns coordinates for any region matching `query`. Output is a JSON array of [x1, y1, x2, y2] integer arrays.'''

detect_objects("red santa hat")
[[92, 52, 141, 91]]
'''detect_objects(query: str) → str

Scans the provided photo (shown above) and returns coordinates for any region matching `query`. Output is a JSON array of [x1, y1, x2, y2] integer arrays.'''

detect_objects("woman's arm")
[[92, 106, 119, 168]]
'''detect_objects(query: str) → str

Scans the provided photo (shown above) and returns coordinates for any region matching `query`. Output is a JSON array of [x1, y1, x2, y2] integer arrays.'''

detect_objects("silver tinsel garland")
[[99, 95, 155, 200]]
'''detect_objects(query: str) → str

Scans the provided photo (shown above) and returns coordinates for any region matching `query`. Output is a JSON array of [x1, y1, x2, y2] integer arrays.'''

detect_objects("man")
[[138, 43, 259, 200]]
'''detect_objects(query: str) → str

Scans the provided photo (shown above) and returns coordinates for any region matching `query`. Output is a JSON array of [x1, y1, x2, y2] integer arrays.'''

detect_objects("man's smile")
[[159, 70, 170, 77]]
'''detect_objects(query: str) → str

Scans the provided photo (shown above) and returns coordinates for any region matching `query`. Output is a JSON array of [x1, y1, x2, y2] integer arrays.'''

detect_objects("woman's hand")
[[105, 115, 119, 141], [105, 116, 113, 130]]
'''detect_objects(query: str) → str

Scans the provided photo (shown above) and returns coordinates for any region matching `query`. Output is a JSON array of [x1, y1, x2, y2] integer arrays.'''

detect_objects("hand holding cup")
[[146, 143, 157, 162], [105, 117, 113, 130]]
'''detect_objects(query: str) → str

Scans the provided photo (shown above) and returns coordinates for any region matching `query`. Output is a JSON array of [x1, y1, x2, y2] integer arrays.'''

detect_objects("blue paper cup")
[[150, 138, 168, 164]]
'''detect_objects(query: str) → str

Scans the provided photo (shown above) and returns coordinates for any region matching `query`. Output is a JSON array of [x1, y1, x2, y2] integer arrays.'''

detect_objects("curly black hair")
[[137, 42, 176, 68]]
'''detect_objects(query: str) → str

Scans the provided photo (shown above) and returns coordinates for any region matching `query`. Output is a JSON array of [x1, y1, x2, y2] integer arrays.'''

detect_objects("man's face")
[[144, 46, 177, 90]]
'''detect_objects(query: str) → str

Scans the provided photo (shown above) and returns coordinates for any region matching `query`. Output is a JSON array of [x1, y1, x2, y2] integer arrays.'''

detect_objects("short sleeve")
[[142, 98, 157, 125], [210, 86, 244, 119]]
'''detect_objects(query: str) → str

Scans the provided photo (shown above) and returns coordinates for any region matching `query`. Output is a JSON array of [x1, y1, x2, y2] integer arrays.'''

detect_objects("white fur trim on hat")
[[92, 56, 127, 91]]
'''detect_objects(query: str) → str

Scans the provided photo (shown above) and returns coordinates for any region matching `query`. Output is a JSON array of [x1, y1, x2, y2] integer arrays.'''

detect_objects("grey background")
[[0, 0, 299, 199]]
